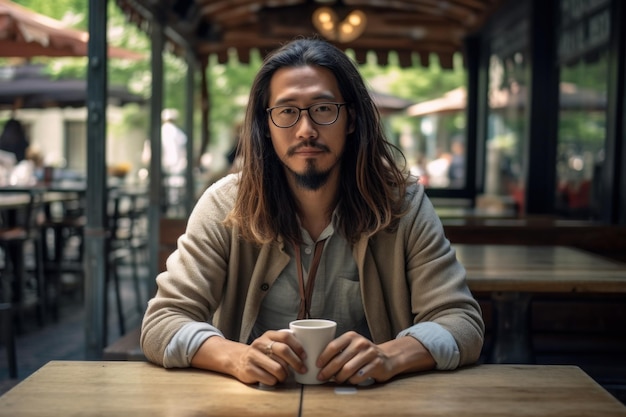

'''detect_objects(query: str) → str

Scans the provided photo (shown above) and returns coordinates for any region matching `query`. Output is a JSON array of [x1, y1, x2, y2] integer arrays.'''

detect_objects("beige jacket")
[[141, 174, 484, 367]]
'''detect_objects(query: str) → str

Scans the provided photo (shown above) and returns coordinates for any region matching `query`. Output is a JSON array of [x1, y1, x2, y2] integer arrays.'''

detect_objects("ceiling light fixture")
[[312, 7, 367, 43]]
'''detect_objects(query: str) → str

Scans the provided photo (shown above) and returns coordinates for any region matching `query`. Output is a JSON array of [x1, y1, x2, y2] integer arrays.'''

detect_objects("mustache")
[[287, 140, 330, 156]]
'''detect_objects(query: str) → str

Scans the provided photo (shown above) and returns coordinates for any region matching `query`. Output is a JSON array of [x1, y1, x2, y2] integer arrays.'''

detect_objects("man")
[[160, 109, 187, 177], [160, 109, 187, 215], [141, 38, 484, 386]]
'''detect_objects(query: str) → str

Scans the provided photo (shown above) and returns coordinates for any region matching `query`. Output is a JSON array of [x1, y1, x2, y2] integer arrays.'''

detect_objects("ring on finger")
[[358, 377, 376, 387], [265, 341, 276, 357], [357, 368, 375, 386]]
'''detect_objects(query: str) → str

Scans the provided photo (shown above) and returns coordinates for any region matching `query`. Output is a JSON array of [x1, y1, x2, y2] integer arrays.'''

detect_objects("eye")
[[278, 106, 298, 115], [313, 103, 333, 113]]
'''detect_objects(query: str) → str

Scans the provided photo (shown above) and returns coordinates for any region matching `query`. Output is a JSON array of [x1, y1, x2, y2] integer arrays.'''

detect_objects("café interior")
[[1, 0, 626, 410]]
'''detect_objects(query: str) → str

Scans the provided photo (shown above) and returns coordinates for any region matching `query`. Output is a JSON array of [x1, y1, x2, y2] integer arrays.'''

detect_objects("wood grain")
[[2, 362, 624, 416], [302, 365, 626, 417], [455, 245, 626, 293], [0, 361, 300, 417]]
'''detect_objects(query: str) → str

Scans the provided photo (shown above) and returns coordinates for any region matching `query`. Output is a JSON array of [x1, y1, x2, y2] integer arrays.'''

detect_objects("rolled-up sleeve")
[[397, 322, 460, 370], [163, 322, 225, 368]]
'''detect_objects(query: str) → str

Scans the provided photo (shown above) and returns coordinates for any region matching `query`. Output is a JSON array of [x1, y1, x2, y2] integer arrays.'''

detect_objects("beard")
[[288, 159, 332, 191], [282, 140, 339, 191]]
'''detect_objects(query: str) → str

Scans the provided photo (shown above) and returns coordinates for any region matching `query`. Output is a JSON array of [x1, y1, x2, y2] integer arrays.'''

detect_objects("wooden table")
[[302, 364, 626, 417], [0, 361, 300, 417], [0, 182, 86, 211], [454, 244, 626, 363], [0, 193, 31, 210], [1, 362, 625, 416], [456, 244, 626, 293]]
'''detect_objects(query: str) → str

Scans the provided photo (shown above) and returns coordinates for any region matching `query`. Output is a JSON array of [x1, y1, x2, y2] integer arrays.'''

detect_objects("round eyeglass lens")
[[309, 103, 339, 124]]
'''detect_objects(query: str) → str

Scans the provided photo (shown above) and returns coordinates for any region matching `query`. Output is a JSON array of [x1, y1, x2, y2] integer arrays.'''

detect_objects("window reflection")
[[484, 47, 528, 214], [556, 51, 607, 219], [404, 86, 467, 191]]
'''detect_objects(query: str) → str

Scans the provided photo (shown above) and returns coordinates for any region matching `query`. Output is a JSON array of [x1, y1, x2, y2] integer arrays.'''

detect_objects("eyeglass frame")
[[266, 102, 348, 128]]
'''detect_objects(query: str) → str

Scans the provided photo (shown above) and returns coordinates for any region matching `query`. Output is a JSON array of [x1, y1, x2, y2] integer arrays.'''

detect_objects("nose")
[[295, 109, 318, 138]]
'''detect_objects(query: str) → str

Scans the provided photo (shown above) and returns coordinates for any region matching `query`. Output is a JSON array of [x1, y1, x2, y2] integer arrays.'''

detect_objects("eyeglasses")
[[266, 102, 347, 128]]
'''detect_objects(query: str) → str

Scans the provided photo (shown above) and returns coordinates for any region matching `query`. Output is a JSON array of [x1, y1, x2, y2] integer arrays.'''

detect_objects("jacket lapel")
[[239, 238, 290, 342], [353, 237, 393, 343]]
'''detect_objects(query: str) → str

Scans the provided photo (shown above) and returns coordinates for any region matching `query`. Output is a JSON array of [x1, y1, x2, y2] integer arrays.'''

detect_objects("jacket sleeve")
[[402, 183, 485, 366], [140, 175, 237, 365]]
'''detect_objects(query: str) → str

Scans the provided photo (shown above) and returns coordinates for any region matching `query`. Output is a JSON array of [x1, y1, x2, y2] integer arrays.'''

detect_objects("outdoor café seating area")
[[1, 0, 626, 414], [0, 173, 151, 377]]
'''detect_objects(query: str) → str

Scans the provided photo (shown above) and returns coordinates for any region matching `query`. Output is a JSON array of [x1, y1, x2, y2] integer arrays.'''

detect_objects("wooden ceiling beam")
[[345, 0, 483, 26], [116, 0, 502, 67]]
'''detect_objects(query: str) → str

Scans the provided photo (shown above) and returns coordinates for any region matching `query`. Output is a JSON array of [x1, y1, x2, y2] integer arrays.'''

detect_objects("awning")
[[0, 64, 145, 109], [0, 0, 143, 59], [407, 83, 607, 116]]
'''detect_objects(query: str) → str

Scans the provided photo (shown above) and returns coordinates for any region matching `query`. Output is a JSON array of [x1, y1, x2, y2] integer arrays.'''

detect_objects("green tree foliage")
[[205, 51, 262, 148], [358, 50, 466, 142], [12, 0, 86, 27], [359, 51, 466, 103]]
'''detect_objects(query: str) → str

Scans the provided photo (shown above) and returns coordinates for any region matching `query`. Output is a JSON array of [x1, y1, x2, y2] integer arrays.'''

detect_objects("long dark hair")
[[0, 118, 29, 162], [226, 38, 408, 245]]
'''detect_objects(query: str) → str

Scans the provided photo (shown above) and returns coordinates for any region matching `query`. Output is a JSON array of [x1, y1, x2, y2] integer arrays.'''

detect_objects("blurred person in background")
[[142, 109, 188, 215], [0, 118, 29, 163]]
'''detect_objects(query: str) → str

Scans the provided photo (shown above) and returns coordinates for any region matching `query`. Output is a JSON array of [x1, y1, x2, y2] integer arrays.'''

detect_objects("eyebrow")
[[272, 93, 338, 106]]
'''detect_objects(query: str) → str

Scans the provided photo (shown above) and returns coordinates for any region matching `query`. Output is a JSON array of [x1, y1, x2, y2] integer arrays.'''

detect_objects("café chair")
[[39, 198, 86, 320], [105, 187, 148, 343], [0, 190, 46, 332]]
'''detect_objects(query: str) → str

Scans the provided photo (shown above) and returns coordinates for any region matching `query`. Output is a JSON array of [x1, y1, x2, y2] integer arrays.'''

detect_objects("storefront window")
[[483, 17, 529, 214], [407, 112, 466, 189], [556, 53, 608, 218], [556, 0, 610, 219]]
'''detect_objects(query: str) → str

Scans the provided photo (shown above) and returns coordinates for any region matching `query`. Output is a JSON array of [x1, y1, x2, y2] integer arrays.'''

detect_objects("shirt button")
[[304, 247, 312, 255], [260, 283, 270, 291]]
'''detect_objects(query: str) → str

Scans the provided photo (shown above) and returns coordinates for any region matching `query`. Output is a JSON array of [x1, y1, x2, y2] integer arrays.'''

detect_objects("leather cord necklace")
[[294, 239, 327, 319]]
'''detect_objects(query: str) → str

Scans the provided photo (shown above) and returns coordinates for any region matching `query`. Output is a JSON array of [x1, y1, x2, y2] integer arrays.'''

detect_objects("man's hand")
[[316, 331, 436, 385], [191, 330, 307, 386]]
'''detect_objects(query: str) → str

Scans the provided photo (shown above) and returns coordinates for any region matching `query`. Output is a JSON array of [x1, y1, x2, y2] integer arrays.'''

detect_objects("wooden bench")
[[159, 218, 187, 272], [103, 326, 145, 361]]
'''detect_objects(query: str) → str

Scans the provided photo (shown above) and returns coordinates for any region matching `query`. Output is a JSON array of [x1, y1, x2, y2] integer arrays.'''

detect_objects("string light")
[[312, 7, 367, 43]]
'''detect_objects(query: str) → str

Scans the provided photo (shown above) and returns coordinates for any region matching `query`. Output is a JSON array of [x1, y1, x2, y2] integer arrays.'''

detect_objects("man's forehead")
[[268, 65, 341, 104]]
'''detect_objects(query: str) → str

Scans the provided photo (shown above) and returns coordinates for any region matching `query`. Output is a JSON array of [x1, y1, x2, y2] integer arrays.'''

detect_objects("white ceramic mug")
[[288, 319, 337, 385]]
